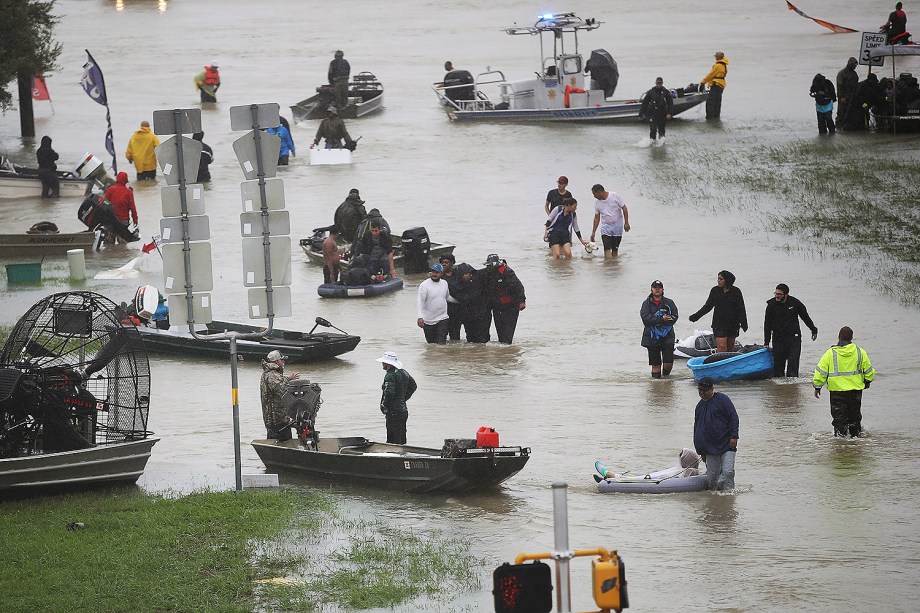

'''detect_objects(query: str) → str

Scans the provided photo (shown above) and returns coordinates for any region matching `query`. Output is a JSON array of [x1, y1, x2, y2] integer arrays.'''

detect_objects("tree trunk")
[[18, 72, 35, 138]]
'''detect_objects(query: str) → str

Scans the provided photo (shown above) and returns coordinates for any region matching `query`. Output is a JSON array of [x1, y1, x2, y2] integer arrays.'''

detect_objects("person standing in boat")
[[763, 283, 818, 378], [322, 225, 342, 284], [310, 106, 354, 149], [590, 184, 630, 259], [836, 57, 859, 127], [334, 188, 367, 243], [417, 263, 450, 344], [809, 73, 837, 135], [813, 327, 876, 437], [192, 132, 213, 183], [260, 350, 300, 441], [693, 377, 739, 491], [639, 77, 672, 145], [701, 51, 729, 120], [104, 171, 139, 228], [640, 280, 678, 378], [36, 135, 60, 198], [377, 351, 417, 445], [544, 197, 589, 260], [687, 270, 748, 354], [545, 175, 572, 215], [193, 61, 221, 103], [328, 50, 351, 110], [125, 120, 161, 181], [484, 254, 526, 344]]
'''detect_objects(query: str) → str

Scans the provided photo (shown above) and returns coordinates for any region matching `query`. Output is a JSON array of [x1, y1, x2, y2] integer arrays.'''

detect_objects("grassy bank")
[[0, 487, 480, 612], [632, 137, 920, 304]]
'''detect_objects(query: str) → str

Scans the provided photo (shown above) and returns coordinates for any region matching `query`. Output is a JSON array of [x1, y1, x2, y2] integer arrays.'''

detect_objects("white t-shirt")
[[594, 193, 627, 236], [417, 278, 449, 324]]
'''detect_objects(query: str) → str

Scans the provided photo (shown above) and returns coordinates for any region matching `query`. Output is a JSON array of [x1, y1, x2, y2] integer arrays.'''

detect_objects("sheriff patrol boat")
[[431, 12, 708, 123]]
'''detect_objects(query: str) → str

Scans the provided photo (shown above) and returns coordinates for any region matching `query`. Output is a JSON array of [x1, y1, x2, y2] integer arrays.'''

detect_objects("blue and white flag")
[[81, 50, 117, 172]]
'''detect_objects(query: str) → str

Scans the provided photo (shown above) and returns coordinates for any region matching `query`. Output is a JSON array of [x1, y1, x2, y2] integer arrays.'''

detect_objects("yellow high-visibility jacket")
[[813, 342, 875, 391], [701, 58, 729, 89]]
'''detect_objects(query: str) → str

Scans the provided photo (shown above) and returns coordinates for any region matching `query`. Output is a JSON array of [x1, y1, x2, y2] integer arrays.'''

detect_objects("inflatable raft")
[[687, 346, 773, 383], [595, 453, 708, 494], [317, 278, 403, 298]]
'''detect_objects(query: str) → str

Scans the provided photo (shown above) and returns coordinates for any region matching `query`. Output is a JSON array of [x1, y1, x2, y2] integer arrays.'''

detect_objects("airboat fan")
[[0, 292, 151, 459]]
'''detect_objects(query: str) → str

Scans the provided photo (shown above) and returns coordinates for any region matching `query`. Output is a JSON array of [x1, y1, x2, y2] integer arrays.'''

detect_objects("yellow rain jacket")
[[701, 57, 729, 89], [813, 342, 875, 392], [125, 126, 161, 174]]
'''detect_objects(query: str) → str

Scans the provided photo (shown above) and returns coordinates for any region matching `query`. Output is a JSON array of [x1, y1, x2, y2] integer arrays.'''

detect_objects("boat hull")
[[0, 173, 91, 199], [0, 438, 158, 492], [318, 278, 403, 298], [0, 232, 96, 257], [687, 348, 774, 382], [252, 437, 530, 493], [137, 320, 361, 363], [291, 72, 384, 122], [598, 474, 709, 494], [447, 92, 707, 123]]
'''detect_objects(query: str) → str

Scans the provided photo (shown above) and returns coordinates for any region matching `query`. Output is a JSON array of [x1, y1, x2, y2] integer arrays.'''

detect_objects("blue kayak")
[[687, 347, 773, 383], [317, 278, 404, 298]]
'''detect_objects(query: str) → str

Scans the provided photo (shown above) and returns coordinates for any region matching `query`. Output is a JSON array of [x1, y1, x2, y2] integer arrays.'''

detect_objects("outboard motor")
[[283, 379, 323, 448], [444, 70, 474, 102], [77, 194, 140, 244], [401, 227, 431, 274], [74, 152, 116, 190]]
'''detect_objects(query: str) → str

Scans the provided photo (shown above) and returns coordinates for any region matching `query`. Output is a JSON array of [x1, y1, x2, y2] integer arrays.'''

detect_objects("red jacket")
[[105, 183, 138, 225]]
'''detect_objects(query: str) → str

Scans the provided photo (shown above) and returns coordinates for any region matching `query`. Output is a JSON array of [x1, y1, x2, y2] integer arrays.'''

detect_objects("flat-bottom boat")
[[0, 230, 96, 257], [291, 71, 384, 122], [0, 156, 92, 199], [252, 436, 530, 494], [136, 318, 361, 363], [0, 438, 159, 492], [687, 347, 773, 382]]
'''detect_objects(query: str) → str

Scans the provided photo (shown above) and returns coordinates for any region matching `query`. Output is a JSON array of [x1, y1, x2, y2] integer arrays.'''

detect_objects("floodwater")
[[2, 0, 919, 611]]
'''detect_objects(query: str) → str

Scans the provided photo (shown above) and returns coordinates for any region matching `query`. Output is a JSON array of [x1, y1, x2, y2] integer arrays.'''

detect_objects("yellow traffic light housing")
[[592, 550, 628, 612]]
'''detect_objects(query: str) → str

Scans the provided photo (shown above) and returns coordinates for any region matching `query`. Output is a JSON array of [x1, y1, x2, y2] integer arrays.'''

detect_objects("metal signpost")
[[155, 104, 291, 493]]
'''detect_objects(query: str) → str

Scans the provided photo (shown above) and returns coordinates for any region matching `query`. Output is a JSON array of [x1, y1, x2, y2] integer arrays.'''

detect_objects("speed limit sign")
[[860, 32, 887, 66]]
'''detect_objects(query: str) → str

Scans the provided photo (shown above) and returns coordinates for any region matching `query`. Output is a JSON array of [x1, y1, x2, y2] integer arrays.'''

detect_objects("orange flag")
[[786, 1, 857, 33]]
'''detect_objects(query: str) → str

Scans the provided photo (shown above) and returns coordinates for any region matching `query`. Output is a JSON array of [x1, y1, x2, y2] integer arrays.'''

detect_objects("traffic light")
[[592, 550, 628, 611], [492, 561, 553, 613]]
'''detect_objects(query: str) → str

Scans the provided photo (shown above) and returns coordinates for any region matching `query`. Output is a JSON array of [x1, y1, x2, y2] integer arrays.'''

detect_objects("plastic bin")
[[5, 262, 42, 284]]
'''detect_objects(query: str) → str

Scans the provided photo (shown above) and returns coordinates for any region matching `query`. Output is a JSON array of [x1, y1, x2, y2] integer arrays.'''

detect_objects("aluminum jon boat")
[[687, 347, 774, 383], [290, 71, 384, 122], [252, 436, 531, 494], [431, 12, 707, 123], [0, 156, 93, 199]]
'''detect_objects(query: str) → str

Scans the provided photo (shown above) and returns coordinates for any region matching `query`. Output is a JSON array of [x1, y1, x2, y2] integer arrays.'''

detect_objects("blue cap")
[[430, 263, 443, 272], [697, 376, 714, 390]]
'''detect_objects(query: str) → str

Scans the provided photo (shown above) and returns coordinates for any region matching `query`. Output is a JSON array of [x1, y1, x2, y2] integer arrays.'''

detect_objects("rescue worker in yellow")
[[125, 120, 161, 181], [193, 61, 221, 103], [813, 326, 876, 437], [700, 51, 729, 120]]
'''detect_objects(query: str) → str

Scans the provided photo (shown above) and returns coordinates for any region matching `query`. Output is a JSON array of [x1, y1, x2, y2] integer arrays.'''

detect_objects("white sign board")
[[860, 32, 887, 66]]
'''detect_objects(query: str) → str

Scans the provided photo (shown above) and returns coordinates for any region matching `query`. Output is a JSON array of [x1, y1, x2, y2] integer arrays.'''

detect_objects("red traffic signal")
[[492, 561, 553, 613]]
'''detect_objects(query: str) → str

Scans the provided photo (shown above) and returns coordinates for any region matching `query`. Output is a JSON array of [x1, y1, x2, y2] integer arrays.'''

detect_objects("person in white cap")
[[193, 61, 221, 103], [377, 351, 416, 444], [260, 349, 300, 441]]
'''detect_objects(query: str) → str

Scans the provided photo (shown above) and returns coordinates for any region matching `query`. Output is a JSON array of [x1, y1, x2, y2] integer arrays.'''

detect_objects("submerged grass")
[[633, 137, 920, 303], [0, 487, 481, 612]]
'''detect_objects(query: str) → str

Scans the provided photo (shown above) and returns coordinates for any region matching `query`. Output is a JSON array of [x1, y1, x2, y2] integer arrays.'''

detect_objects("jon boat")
[[136, 318, 361, 363], [317, 278, 403, 298], [300, 227, 455, 273], [687, 347, 774, 383], [868, 45, 920, 133], [0, 229, 95, 257], [431, 12, 708, 123], [252, 436, 531, 494], [0, 155, 94, 199], [673, 329, 743, 359], [290, 71, 384, 122], [0, 292, 158, 492]]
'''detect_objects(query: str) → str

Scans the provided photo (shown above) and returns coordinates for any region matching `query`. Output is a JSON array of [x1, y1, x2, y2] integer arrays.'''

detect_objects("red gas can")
[[476, 426, 499, 448]]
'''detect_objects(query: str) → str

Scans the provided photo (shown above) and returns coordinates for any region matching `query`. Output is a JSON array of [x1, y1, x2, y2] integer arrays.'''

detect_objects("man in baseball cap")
[[260, 349, 299, 441]]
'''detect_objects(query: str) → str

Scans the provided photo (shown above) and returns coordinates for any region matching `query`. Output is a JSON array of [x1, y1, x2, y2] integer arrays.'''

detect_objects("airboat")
[[431, 12, 708, 123], [0, 292, 157, 492]]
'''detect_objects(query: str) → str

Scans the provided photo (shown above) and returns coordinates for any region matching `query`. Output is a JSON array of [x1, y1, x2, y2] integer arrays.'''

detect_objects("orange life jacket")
[[203, 66, 220, 86], [564, 85, 586, 108]]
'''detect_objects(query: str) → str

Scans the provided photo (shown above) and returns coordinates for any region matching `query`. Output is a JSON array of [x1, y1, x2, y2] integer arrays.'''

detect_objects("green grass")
[[0, 487, 481, 612], [632, 137, 920, 303]]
